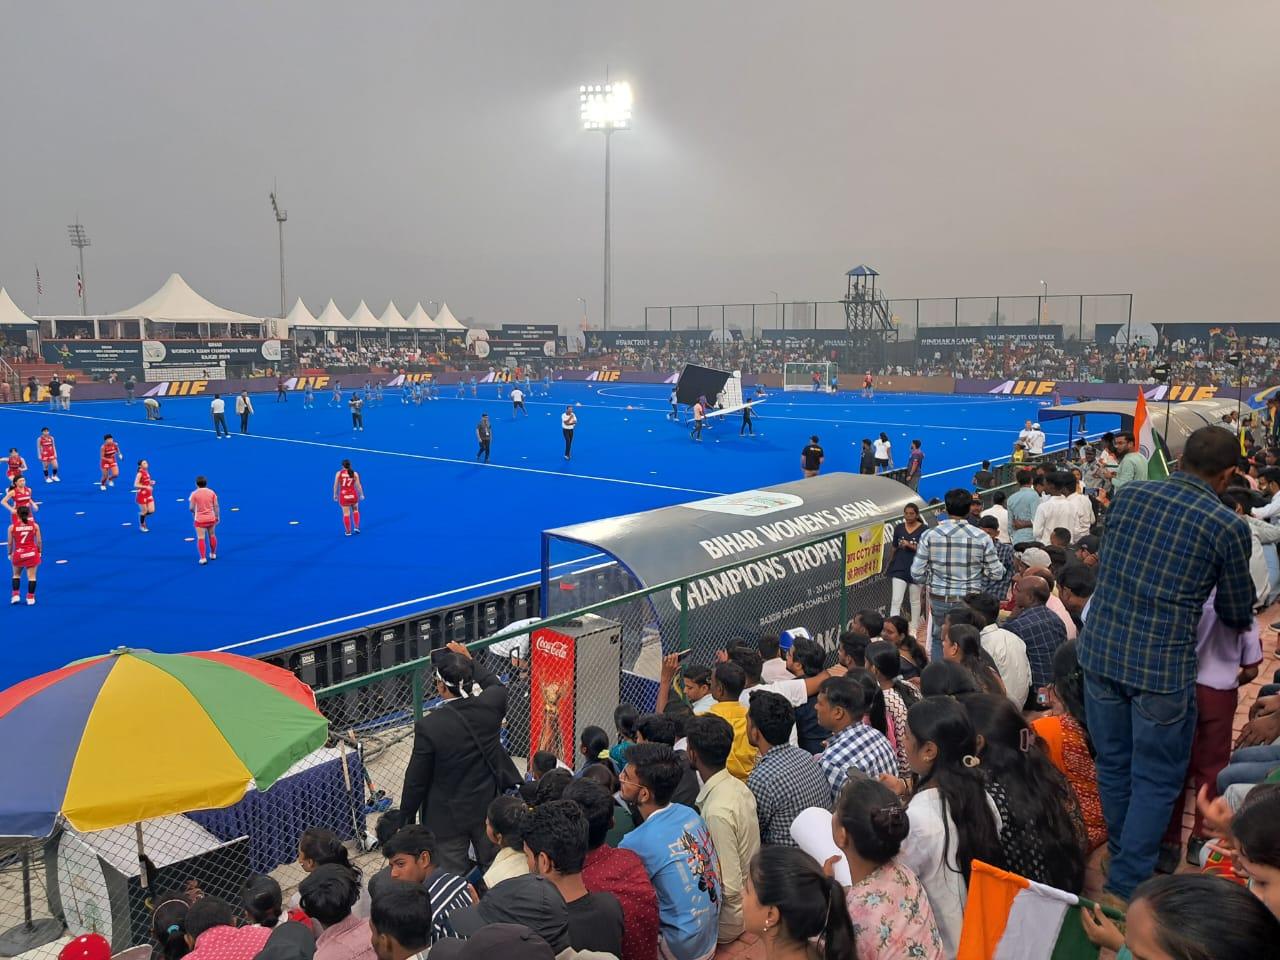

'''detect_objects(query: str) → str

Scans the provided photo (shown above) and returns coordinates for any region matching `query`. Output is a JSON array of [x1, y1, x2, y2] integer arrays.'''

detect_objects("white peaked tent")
[[0, 288, 38, 327], [314, 299, 349, 329], [346, 301, 379, 329], [434, 302, 465, 330], [405, 302, 437, 330], [284, 298, 317, 331], [109, 273, 260, 324], [378, 302, 407, 329]]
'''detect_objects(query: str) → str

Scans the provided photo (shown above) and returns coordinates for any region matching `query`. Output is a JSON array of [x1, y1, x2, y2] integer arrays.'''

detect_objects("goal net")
[[783, 361, 837, 392]]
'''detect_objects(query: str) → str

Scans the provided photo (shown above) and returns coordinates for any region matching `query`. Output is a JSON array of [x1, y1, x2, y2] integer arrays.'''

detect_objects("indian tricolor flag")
[[957, 861, 1107, 959], [1134, 389, 1170, 480]]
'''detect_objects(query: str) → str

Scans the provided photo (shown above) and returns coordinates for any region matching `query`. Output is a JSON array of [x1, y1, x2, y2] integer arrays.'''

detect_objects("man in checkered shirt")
[[814, 677, 897, 799], [1080, 426, 1254, 904], [911, 487, 1007, 661], [745, 690, 832, 846]]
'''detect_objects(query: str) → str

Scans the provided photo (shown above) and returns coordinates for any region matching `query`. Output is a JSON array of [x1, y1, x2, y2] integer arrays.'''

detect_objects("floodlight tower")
[[269, 185, 288, 319], [67, 221, 90, 315], [580, 80, 632, 332]]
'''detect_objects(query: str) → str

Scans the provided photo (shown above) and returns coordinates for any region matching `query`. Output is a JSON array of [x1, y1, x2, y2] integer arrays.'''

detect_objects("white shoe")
[[108, 480, 114, 486], [44, 477, 51, 483], [9, 595, 18, 605], [140, 526, 150, 533], [53, 476, 60, 482], [199, 557, 207, 565], [100, 484, 106, 491], [209, 552, 217, 560], [25, 597, 34, 606]]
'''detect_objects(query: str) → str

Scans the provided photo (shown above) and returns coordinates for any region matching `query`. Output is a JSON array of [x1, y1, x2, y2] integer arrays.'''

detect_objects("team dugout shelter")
[[539, 473, 918, 701]]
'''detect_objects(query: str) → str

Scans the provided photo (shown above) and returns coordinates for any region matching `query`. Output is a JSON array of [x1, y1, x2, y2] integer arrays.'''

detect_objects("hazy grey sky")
[[2, 1, 1277, 330]]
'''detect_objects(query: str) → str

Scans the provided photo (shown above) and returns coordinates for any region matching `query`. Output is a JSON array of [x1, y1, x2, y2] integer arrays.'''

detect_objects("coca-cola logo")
[[536, 636, 569, 659]]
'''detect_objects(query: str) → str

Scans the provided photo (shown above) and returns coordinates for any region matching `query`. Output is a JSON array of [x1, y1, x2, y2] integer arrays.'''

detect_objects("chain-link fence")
[[1, 459, 1097, 959]]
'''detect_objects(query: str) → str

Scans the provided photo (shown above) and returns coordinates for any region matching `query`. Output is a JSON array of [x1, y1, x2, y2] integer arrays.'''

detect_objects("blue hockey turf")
[[0, 384, 1082, 687]]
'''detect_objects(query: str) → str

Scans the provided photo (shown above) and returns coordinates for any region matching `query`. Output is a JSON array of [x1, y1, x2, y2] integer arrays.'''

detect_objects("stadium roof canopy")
[[109, 273, 260, 323]]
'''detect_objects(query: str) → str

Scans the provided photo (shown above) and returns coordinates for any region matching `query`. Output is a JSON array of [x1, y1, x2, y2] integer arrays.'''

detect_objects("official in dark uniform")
[[400, 642, 521, 875], [801, 435, 824, 478], [476, 414, 492, 462]]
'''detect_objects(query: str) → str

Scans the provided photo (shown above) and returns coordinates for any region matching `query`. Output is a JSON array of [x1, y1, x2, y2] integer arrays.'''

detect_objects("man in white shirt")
[[1017, 420, 1036, 453], [1026, 422, 1045, 455], [561, 405, 577, 460], [210, 394, 230, 438], [980, 492, 1011, 543], [58, 381, 72, 411], [1032, 472, 1077, 544], [729, 645, 844, 746], [510, 386, 527, 418], [1064, 480, 1096, 542], [964, 593, 1031, 709]]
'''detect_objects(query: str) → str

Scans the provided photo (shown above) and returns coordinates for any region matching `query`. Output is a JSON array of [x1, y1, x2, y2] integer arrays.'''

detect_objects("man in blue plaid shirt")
[[911, 488, 1007, 661], [1079, 426, 1254, 904], [814, 677, 897, 799]]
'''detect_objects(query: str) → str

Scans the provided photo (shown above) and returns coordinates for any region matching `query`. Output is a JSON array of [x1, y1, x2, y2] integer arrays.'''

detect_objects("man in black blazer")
[[400, 641, 521, 874]]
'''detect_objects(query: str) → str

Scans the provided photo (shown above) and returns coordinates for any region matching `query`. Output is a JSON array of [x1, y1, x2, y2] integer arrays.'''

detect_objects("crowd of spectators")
[[44, 409, 1280, 960]]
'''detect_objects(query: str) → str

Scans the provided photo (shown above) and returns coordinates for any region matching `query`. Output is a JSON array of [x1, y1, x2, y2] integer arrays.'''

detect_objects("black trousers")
[[477, 438, 491, 462], [563, 428, 574, 457], [213, 413, 229, 436], [239, 412, 250, 433], [433, 819, 495, 876], [741, 416, 753, 435]]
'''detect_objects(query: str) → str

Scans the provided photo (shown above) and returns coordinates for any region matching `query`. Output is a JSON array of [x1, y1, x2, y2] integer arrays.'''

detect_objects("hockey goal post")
[[783, 361, 838, 392]]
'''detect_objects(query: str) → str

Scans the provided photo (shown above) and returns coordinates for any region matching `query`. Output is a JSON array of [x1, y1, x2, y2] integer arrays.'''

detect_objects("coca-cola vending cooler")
[[529, 614, 622, 768]]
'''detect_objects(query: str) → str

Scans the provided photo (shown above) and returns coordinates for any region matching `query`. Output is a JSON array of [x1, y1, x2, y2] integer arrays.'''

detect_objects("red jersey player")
[[6, 448, 26, 482], [37, 427, 60, 483], [333, 459, 364, 536], [99, 434, 121, 490], [8, 505, 41, 605], [2, 476, 36, 520], [134, 459, 156, 532], [188, 475, 220, 564]]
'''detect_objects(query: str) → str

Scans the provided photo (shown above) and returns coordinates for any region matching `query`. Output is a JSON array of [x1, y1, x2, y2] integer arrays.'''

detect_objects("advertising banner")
[[544, 474, 915, 659], [916, 325, 1062, 350], [844, 524, 886, 587], [42, 341, 145, 378], [955, 378, 1223, 402], [1096, 322, 1280, 348], [479, 338, 558, 361], [758, 329, 878, 347], [585, 330, 713, 350], [529, 628, 577, 768], [500, 324, 559, 340], [142, 339, 288, 371]]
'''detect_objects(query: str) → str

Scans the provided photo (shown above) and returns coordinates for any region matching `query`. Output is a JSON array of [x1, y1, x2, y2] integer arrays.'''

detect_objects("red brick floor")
[[714, 603, 1280, 960]]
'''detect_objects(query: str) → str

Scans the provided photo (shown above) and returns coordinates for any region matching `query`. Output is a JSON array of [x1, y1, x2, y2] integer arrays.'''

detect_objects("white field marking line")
[[428, 393, 1020, 433], [0, 406, 724, 497], [213, 554, 604, 652]]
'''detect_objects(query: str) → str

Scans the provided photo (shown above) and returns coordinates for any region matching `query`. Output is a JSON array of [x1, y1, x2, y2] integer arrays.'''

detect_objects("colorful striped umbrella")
[[0, 648, 328, 837]]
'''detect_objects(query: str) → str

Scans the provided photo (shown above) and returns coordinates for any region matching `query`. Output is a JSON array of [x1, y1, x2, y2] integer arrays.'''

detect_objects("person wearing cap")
[[562, 778, 659, 960], [299, 864, 373, 960], [520, 801, 624, 956], [183, 896, 272, 960], [428, 925, 556, 960], [400, 641, 521, 875], [1074, 534, 1100, 569], [910, 487, 1006, 662], [1003, 574, 1067, 698], [1080, 445, 1108, 494], [448, 875, 571, 954], [59, 935, 111, 960], [382, 826, 475, 943], [368, 882, 432, 960], [618, 743, 721, 960]]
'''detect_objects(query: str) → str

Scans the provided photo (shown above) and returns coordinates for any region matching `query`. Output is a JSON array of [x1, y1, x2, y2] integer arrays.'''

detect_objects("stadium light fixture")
[[270, 183, 288, 321], [580, 80, 632, 331], [67, 221, 90, 315]]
